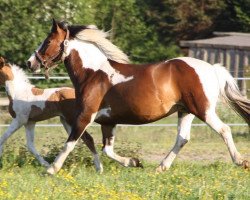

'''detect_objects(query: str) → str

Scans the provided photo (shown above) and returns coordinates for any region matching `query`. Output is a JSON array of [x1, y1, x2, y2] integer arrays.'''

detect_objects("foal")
[[0, 57, 98, 167]]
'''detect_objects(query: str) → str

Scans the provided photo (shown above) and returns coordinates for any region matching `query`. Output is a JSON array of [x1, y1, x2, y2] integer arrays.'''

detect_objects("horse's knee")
[[220, 125, 231, 137]]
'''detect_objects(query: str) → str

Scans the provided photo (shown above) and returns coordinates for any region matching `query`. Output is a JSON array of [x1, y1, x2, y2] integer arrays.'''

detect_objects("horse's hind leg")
[[60, 116, 103, 172], [24, 122, 50, 167], [156, 112, 194, 172], [205, 109, 249, 168], [102, 124, 143, 168]]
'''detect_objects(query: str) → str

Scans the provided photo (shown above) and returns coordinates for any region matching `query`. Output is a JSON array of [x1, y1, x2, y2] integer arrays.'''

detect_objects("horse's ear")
[[0, 57, 5, 68], [51, 18, 59, 33]]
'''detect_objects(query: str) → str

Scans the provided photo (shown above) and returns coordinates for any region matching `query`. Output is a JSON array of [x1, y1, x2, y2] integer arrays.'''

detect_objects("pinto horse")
[[0, 57, 99, 168], [27, 20, 250, 174]]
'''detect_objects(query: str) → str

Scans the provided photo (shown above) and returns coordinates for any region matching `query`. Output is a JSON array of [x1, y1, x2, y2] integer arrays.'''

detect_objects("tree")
[[215, 0, 250, 32], [94, 0, 180, 63]]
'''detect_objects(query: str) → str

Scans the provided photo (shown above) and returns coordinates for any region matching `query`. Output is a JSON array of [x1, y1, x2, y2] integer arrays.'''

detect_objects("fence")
[[0, 76, 249, 128]]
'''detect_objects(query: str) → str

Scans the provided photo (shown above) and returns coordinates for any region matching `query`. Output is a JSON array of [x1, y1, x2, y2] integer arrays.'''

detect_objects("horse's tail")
[[214, 64, 250, 126]]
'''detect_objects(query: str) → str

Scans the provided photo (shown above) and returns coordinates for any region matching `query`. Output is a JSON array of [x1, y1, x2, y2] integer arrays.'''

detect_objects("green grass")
[[0, 123, 249, 200], [0, 150, 249, 200], [0, 103, 249, 199]]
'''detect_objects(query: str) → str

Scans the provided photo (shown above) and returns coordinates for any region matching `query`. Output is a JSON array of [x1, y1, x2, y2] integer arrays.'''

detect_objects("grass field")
[[0, 103, 249, 199]]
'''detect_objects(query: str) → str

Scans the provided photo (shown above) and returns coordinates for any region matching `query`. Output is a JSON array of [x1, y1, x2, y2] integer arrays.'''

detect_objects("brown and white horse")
[[27, 20, 250, 174], [0, 57, 100, 168]]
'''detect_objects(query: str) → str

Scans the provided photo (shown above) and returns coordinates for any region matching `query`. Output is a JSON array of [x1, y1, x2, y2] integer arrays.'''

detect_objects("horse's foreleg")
[[102, 125, 142, 168], [156, 113, 194, 172], [47, 112, 96, 175], [24, 122, 49, 167], [0, 119, 22, 157], [60, 116, 102, 172]]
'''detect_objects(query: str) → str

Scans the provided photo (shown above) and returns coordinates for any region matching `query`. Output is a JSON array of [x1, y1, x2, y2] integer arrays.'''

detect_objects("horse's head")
[[27, 19, 69, 75], [0, 57, 13, 85]]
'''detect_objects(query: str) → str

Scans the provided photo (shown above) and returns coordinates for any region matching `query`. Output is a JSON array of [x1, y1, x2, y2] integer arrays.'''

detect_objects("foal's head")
[[27, 19, 69, 74], [0, 57, 13, 85]]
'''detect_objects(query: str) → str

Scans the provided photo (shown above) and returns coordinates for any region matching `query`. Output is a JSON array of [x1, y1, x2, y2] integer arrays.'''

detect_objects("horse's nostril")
[[27, 61, 31, 68]]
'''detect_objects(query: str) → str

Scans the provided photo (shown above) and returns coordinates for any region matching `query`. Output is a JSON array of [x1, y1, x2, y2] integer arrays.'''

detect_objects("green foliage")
[[215, 0, 250, 32], [0, 0, 249, 88]]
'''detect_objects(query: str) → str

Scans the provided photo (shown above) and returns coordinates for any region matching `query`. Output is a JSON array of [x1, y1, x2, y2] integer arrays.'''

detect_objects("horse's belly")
[[28, 104, 59, 122], [95, 101, 177, 124]]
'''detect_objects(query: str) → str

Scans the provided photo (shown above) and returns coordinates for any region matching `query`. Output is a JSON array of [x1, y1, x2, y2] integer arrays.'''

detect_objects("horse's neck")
[[65, 40, 108, 71], [5, 69, 32, 100], [64, 40, 135, 87]]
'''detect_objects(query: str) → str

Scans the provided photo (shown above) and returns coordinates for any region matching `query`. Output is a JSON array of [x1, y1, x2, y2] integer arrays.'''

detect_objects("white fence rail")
[[27, 76, 250, 80], [0, 77, 249, 128], [0, 123, 248, 128]]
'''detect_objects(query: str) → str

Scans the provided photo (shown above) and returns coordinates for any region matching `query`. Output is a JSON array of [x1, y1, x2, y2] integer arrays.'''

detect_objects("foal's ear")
[[51, 18, 59, 33], [0, 57, 5, 68]]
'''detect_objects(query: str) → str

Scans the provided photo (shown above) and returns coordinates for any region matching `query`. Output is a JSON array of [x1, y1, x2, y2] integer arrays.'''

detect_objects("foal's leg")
[[60, 117, 103, 172], [102, 125, 142, 167], [47, 112, 97, 175], [205, 109, 249, 168], [24, 122, 50, 167], [0, 119, 22, 157], [156, 113, 194, 172]]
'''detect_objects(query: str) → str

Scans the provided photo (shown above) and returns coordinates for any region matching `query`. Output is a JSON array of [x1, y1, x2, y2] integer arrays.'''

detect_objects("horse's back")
[[27, 87, 76, 124]]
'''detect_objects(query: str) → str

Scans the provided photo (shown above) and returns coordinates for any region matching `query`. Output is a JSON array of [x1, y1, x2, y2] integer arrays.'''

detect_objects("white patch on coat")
[[102, 137, 115, 158], [103, 145, 115, 158], [64, 40, 133, 85], [95, 106, 112, 120]]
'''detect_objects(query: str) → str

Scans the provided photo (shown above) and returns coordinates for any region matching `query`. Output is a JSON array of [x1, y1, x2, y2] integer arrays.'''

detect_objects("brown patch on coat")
[[170, 59, 209, 121], [31, 87, 44, 95], [28, 88, 76, 124], [0, 62, 14, 85]]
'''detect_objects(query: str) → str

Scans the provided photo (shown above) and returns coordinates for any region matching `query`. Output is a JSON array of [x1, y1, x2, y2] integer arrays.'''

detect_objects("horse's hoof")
[[131, 158, 143, 168], [155, 165, 167, 173], [46, 165, 57, 175], [242, 160, 249, 169]]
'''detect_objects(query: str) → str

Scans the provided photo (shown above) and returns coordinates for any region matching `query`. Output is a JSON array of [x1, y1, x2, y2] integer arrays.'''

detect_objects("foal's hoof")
[[131, 158, 143, 168], [242, 160, 249, 169], [96, 163, 104, 174]]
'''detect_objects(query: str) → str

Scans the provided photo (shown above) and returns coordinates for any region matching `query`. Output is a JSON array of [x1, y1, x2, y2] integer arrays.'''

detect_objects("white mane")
[[10, 64, 33, 88], [75, 28, 130, 64]]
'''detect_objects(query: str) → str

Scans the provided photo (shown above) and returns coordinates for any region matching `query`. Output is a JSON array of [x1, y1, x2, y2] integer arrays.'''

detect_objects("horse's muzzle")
[[27, 55, 41, 73]]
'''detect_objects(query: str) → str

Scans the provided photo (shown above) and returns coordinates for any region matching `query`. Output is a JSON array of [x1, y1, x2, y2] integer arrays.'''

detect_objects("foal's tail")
[[214, 64, 250, 126]]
